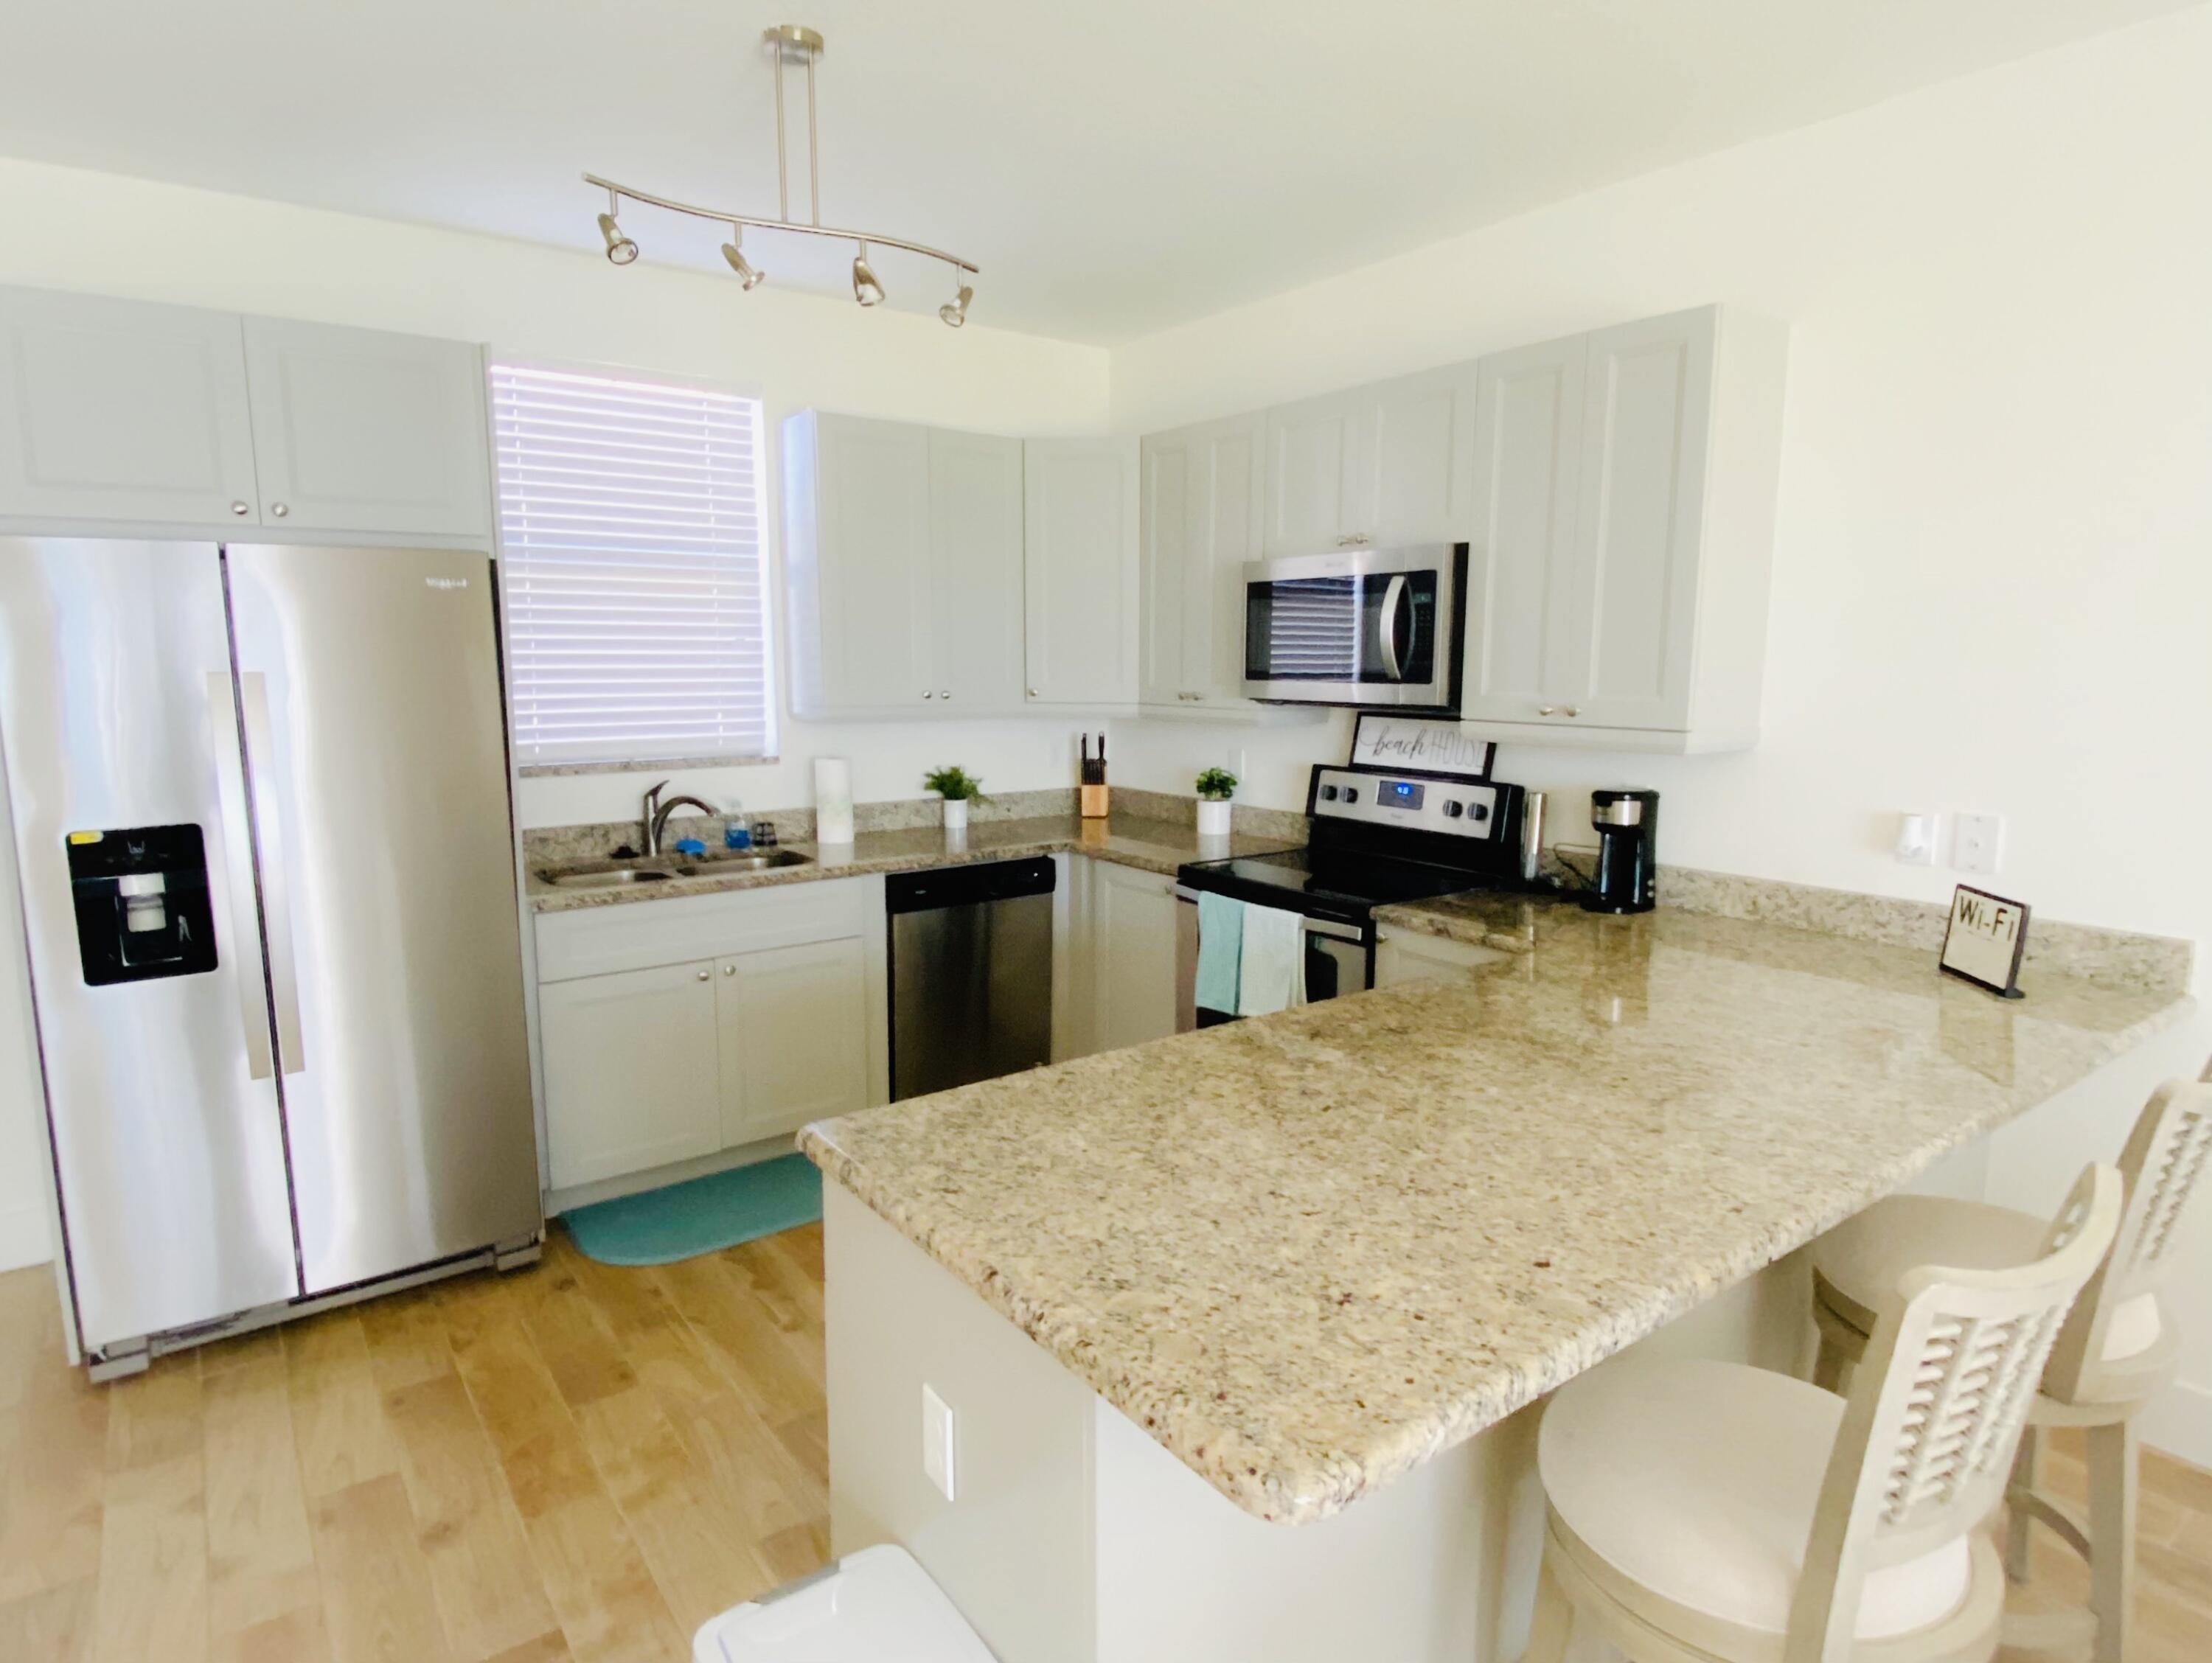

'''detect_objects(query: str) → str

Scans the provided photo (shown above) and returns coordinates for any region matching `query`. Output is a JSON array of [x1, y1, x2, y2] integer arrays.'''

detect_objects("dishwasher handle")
[[886, 855, 1057, 915]]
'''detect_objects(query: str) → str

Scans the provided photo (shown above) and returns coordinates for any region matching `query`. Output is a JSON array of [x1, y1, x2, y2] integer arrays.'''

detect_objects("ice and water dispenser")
[[65, 824, 219, 985]]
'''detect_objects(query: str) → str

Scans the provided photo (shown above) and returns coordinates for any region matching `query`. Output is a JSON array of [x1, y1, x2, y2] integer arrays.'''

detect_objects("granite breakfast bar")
[[799, 899, 2196, 1663]]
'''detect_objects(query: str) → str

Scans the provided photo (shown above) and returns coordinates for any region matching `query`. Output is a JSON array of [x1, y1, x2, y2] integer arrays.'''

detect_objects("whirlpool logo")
[[425, 576, 470, 590]]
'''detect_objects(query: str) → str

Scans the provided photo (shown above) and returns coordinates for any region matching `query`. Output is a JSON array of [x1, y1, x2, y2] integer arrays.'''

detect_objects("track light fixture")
[[720, 228, 765, 290], [852, 245, 884, 307], [585, 23, 975, 321], [597, 195, 639, 266]]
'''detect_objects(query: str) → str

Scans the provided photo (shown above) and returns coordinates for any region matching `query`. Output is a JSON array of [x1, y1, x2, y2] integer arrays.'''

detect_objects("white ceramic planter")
[[942, 798, 970, 834], [1196, 798, 1233, 837]]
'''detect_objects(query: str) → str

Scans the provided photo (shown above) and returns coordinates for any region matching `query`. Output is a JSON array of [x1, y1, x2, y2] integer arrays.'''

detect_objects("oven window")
[[1247, 572, 1438, 684]]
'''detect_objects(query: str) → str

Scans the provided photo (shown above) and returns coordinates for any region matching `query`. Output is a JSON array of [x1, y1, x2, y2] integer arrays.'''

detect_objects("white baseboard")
[[2138, 1378, 2212, 1471], [0, 1200, 52, 1272]]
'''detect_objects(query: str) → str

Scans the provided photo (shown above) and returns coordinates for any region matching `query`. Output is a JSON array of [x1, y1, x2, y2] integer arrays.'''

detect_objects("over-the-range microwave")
[[1241, 543, 1468, 710]]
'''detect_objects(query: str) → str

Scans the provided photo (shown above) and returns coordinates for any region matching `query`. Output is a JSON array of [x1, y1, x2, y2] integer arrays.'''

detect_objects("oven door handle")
[[1174, 888, 1366, 945], [1377, 573, 1408, 681]]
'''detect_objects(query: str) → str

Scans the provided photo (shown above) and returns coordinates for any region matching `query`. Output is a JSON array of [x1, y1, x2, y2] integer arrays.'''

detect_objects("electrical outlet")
[[921, 1383, 956, 1501], [1894, 811, 1941, 866], [1953, 812, 2005, 876]]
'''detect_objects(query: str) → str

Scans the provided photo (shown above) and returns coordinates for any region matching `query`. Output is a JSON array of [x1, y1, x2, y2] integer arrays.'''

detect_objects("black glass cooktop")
[[1177, 846, 1484, 921]]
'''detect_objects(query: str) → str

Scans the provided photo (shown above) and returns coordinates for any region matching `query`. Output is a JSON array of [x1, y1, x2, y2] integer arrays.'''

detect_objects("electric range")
[[1173, 764, 1537, 1021]]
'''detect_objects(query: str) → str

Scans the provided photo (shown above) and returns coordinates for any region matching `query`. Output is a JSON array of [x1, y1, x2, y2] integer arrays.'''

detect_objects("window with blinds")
[[490, 363, 774, 768]]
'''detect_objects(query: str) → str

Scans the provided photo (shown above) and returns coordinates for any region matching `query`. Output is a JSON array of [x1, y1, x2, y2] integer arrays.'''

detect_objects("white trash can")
[[693, 1545, 997, 1662]]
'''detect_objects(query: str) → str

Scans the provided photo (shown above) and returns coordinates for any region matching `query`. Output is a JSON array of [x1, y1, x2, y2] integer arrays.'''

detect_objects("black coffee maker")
[[1583, 789, 1659, 914]]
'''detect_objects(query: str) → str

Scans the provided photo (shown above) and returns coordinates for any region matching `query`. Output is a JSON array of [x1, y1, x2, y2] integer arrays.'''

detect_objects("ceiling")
[[0, 1, 2190, 342]]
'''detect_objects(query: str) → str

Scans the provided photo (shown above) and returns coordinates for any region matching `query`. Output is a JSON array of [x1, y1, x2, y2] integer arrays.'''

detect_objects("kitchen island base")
[[825, 1182, 1820, 1663]]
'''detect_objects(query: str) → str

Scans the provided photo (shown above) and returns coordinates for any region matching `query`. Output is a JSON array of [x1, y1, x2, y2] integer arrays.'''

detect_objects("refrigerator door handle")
[[206, 672, 276, 1081], [237, 672, 307, 1075]]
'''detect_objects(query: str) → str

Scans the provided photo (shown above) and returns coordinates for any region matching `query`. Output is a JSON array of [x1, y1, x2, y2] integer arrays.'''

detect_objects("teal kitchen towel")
[[1237, 902, 1307, 1016], [1194, 890, 1244, 1014]]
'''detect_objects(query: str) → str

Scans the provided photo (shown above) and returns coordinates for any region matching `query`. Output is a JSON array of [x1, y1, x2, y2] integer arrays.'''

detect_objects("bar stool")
[[1528, 1164, 2121, 1663], [1807, 1073, 2212, 1662]]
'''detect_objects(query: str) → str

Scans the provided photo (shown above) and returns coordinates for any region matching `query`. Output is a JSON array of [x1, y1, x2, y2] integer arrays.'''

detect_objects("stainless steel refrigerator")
[[0, 537, 540, 1376]]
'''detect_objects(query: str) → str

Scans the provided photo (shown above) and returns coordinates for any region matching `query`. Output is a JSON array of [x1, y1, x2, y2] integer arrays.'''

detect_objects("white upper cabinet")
[[1368, 363, 1479, 546], [0, 285, 493, 542], [1023, 436, 1138, 706], [784, 411, 934, 716], [1260, 362, 1477, 555], [1262, 388, 1368, 556], [927, 429, 1027, 711], [242, 318, 490, 538], [1462, 332, 1587, 721], [784, 413, 1035, 719], [0, 287, 261, 526], [1461, 304, 1788, 753], [1139, 413, 1263, 709]]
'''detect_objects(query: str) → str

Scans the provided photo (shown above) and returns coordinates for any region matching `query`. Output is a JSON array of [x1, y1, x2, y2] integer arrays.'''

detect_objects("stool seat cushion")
[[1539, 1357, 1973, 1641], [1813, 1196, 2160, 1362]]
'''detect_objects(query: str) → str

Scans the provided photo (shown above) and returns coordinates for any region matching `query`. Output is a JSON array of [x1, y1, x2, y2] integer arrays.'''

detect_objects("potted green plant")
[[923, 765, 986, 834], [1194, 766, 1238, 837]]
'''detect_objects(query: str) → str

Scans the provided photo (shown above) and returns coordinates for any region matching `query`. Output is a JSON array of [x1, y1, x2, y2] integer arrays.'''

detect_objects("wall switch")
[[921, 1383, 957, 1502], [1893, 812, 1941, 866], [1953, 812, 2005, 876]]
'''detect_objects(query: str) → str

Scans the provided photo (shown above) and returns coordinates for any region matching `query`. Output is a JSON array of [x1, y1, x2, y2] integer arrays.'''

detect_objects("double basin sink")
[[537, 848, 812, 890]]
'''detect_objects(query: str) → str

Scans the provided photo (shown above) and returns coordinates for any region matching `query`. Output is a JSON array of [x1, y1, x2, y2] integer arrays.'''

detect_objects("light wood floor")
[[3, 1227, 2210, 1662], [0, 1222, 830, 1662]]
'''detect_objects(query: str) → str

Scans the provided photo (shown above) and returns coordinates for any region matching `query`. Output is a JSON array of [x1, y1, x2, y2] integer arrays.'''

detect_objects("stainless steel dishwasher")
[[886, 856, 1057, 1100]]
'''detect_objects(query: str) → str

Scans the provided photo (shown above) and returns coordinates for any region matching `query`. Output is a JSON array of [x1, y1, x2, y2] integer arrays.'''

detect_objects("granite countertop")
[[526, 813, 1301, 913], [801, 899, 2194, 1525]]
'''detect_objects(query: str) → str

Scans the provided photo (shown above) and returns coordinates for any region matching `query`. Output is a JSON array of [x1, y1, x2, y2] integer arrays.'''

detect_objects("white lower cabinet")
[[1374, 928, 1509, 989], [718, 937, 873, 1146], [540, 959, 725, 1189], [1088, 862, 1178, 1053], [534, 876, 888, 1196]]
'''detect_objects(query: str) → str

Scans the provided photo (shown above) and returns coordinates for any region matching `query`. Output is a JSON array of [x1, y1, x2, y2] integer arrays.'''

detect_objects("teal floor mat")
[[563, 1153, 823, 1267]]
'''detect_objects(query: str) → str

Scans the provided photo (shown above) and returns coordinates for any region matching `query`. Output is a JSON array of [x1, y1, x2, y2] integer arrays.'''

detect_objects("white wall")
[[0, 158, 1112, 1269], [1110, 9, 2212, 969]]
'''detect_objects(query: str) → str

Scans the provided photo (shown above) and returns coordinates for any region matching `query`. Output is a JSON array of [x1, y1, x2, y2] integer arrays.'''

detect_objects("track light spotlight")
[[597, 191, 639, 265], [720, 228, 765, 290], [852, 244, 885, 307], [939, 283, 973, 328]]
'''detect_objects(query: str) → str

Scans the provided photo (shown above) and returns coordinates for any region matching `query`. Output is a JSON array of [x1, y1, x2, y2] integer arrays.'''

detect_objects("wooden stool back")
[[2044, 1075, 2212, 1407], [1785, 1163, 2124, 1663]]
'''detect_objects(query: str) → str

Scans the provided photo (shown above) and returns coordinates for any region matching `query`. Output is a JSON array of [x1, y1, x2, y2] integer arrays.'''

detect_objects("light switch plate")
[[1953, 812, 2005, 876], [921, 1383, 956, 1502]]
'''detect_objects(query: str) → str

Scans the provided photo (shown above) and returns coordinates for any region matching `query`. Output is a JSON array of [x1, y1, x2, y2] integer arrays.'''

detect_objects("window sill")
[[518, 754, 782, 779]]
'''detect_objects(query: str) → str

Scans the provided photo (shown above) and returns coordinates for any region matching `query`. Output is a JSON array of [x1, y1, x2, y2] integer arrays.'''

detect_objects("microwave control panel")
[[1309, 767, 1500, 840]]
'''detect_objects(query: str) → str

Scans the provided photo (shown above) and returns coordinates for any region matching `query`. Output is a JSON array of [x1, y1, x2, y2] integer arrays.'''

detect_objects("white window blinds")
[[490, 363, 774, 767]]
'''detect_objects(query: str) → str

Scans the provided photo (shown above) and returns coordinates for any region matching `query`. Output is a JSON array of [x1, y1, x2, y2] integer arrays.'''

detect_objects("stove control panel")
[[1310, 767, 1500, 839]]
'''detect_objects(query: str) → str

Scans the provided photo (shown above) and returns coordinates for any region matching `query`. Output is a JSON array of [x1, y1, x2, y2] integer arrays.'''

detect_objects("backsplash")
[[1660, 866, 2194, 997], [524, 786, 1308, 867]]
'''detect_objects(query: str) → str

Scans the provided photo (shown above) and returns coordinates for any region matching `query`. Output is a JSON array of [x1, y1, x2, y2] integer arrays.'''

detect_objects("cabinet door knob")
[[922, 690, 933, 700], [1564, 707, 1581, 718], [940, 689, 952, 699], [695, 969, 710, 982], [230, 501, 250, 517], [1538, 705, 1557, 716], [723, 963, 735, 976], [270, 502, 289, 518], [1028, 687, 1040, 697]]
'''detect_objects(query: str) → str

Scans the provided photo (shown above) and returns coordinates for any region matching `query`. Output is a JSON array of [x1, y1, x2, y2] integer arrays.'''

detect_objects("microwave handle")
[[1377, 573, 1408, 680]]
